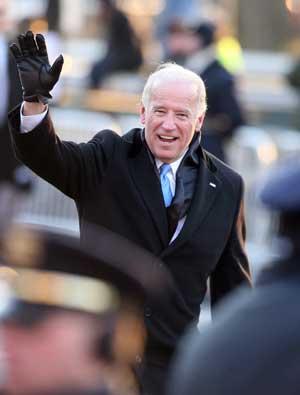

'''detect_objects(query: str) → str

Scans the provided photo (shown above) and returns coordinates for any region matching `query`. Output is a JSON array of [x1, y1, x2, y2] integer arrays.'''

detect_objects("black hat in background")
[[0, 223, 171, 312], [258, 157, 300, 213], [194, 22, 216, 48], [258, 157, 300, 252]]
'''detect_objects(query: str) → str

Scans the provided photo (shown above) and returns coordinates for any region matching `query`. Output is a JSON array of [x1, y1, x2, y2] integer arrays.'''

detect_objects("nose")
[[162, 113, 176, 131]]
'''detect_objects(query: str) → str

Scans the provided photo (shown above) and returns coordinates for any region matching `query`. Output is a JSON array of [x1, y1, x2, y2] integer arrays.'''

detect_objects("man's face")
[[140, 80, 204, 163]]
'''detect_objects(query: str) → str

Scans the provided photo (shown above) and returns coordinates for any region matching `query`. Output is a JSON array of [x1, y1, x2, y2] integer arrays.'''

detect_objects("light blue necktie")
[[160, 163, 173, 207]]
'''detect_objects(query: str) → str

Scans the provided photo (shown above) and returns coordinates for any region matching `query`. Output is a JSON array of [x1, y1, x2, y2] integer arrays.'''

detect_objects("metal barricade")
[[16, 108, 120, 234]]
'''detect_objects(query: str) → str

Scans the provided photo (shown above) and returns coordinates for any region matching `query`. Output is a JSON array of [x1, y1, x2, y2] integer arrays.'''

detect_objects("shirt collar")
[[155, 151, 187, 177]]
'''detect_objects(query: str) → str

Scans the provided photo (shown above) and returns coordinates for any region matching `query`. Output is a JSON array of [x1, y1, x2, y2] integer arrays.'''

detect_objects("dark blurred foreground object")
[[0, 223, 171, 395], [166, 157, 300, 395], [185, 22, 244, 162], [89, 0, 143, 88]]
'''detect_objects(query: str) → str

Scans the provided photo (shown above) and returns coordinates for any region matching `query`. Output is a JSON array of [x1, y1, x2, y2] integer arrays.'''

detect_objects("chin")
[[156, 150, 176, 162], [157, 156, 173, 163]]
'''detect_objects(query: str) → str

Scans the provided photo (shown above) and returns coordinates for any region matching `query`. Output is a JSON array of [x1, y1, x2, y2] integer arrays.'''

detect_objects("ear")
[[140, 105, 146, 125], [195, 113, 205, 132]]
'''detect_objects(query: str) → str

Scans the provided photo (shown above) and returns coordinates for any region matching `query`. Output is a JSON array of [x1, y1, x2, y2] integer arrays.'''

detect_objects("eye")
[[154, 109, 166, 115], [176, 113, 188, 119]]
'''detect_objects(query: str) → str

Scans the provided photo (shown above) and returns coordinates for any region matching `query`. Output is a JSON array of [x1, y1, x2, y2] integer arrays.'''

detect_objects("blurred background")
[[3, 0, 300, 285]]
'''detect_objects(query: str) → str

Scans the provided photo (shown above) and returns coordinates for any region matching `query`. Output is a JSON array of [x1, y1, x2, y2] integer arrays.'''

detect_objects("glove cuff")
[[23, 92, 53, 105], [23, 94, 40, 103]]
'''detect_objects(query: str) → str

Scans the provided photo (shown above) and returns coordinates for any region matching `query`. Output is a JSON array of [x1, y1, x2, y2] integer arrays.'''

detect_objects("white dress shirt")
[[20, 103, 48, 133], [20, 106, 187, 242]]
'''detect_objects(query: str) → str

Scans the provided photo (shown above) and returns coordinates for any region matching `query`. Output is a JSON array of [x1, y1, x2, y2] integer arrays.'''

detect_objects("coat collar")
[[127, 129, 221, 250], [162, 152, 222, 254], [128, 134, 169, 247]]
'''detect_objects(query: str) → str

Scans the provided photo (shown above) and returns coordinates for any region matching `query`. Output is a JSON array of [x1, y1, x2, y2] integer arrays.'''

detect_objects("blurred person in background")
[[88, 0, 143, 89], [45, 0, 60, 32], [166, 157, 300, 395], [169, 21, 245, 163], [200, 4, 244, 75], [16, 0, 63, 103], [0, 223, 169, 395], [215, 27, 244, 76], [0, 0, 33, 191], [286, 55, 300, 91], [8, 31, 251, 395], [155, 0, 200, 62], [286, 53, 300, 129], [43, 0, 63, 103]]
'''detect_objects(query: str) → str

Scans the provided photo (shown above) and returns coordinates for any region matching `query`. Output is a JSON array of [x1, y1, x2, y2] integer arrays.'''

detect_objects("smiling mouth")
[[158, 135, 178, 142]]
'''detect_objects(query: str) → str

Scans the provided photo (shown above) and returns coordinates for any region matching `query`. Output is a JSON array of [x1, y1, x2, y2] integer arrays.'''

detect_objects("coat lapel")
[[162, 155, 222, 255], [129, 144, 169, 247]]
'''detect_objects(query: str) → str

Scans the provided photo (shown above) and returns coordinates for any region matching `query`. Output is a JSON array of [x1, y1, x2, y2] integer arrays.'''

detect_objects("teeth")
[[160, 135, 175, 140]]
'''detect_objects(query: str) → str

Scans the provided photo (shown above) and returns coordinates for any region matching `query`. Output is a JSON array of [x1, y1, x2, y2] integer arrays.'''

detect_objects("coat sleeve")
[[209, 176, 252, 312], [8, 105, 117, 200]]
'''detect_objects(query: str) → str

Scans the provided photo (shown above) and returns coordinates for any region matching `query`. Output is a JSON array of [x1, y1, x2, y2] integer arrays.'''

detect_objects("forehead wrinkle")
[[149, 79, 200, 107], [151, 102, 193, 117], [150, 90, 198, 118]]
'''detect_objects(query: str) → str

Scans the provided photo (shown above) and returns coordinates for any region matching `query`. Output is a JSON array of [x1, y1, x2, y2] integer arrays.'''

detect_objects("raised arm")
[[9, 31, 117, 201]]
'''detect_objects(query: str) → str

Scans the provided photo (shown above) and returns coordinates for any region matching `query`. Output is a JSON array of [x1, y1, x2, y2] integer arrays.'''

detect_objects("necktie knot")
[[159, 164, 173, 207], [160, 163, 171, 176]]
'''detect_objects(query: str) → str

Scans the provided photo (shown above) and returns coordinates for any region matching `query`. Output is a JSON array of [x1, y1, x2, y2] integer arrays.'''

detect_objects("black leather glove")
[[10, 30, 64, 104]]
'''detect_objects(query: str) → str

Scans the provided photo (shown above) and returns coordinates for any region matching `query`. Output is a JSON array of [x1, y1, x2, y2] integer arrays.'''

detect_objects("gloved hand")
[[10, 30, 64, 104]]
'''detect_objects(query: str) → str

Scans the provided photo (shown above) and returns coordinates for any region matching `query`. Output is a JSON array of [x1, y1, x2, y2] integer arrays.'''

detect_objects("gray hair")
[[141, 62, 207, 116]]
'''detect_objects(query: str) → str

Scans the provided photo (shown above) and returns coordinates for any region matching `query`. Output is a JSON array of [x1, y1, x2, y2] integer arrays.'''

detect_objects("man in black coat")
[[8, 31, 251, 395], [184, 22, 244, 162], [167, 157, 300, 395]]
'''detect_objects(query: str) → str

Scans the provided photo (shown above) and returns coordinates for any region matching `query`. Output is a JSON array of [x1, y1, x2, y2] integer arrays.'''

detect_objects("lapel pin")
[[209, 182, 216, 188]]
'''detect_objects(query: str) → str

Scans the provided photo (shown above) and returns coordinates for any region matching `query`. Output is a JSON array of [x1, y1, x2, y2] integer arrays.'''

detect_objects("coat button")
[[145, 307, 152, 317]]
